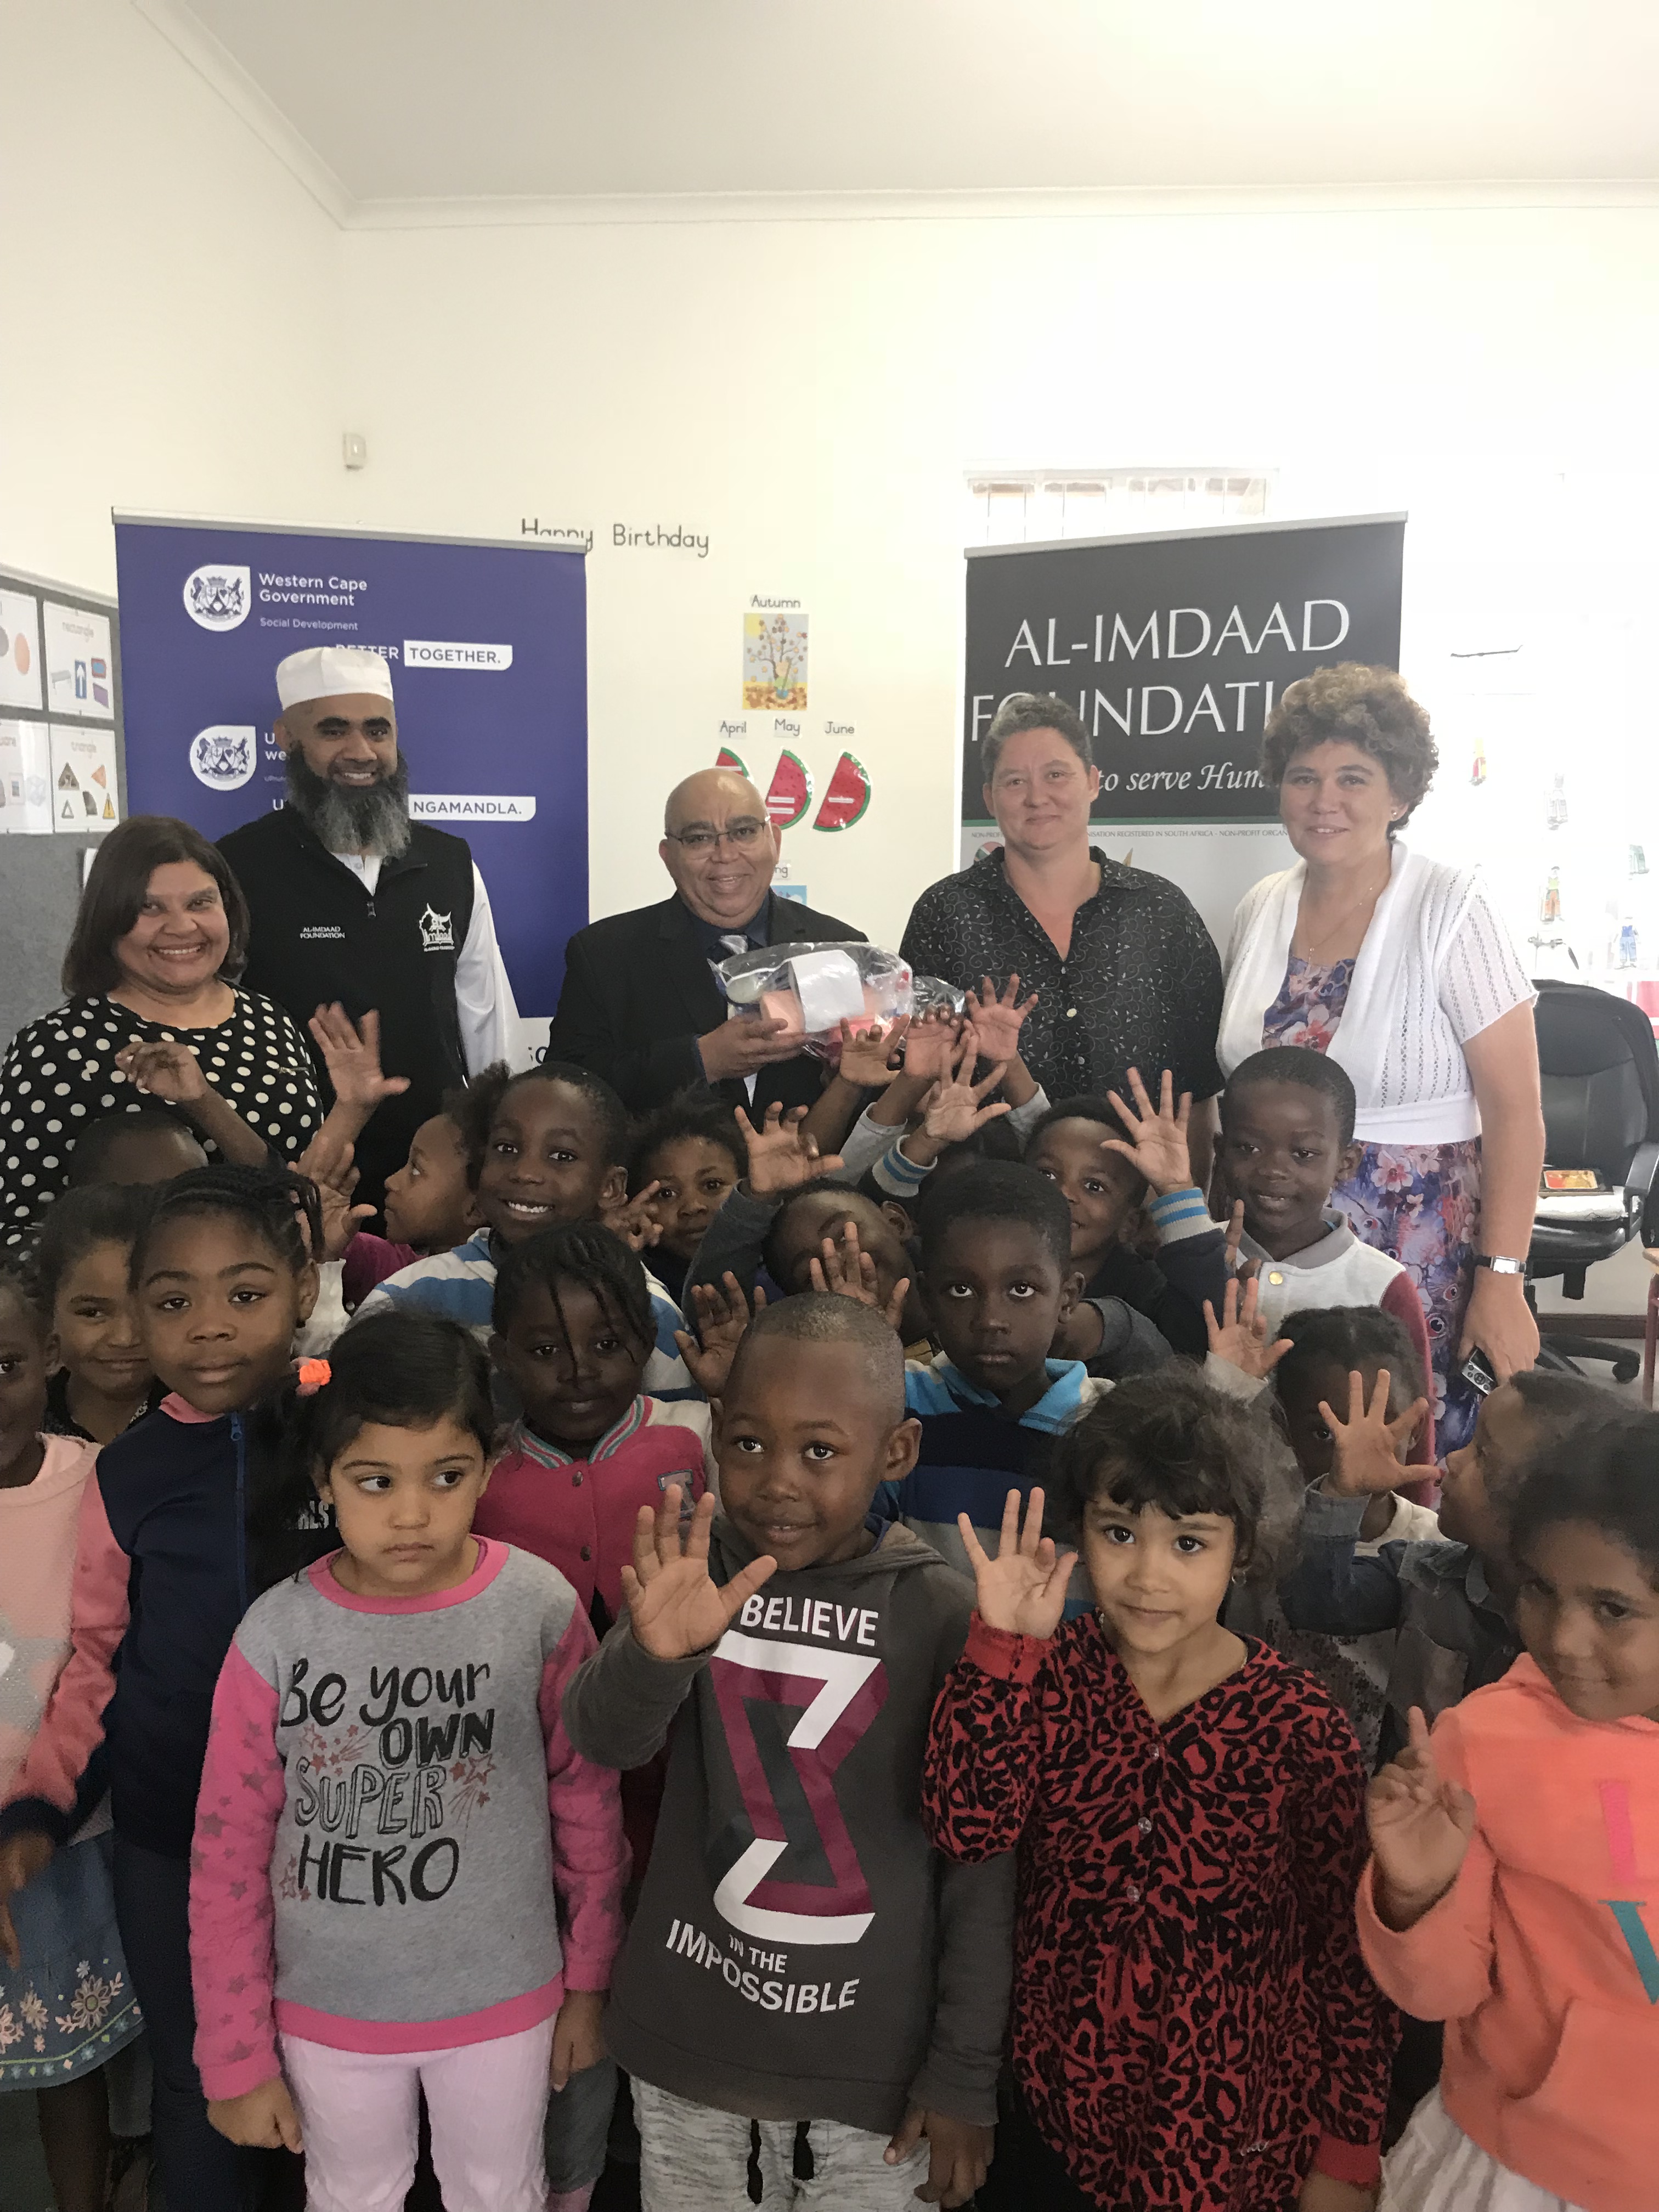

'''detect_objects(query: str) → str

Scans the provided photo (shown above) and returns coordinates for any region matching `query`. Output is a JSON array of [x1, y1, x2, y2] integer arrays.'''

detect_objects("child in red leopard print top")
[[922, 1366, 1397, 2212]]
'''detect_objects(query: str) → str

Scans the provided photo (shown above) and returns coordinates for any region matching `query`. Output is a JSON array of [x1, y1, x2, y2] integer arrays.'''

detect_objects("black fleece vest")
[[218, 805, 476, 1204]]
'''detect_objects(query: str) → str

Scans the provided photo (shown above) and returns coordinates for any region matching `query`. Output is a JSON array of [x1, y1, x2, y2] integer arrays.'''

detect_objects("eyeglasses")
[[664, 821, 768, 853]]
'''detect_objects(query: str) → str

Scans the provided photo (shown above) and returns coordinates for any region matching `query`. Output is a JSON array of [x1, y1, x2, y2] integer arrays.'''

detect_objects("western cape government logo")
[[183, 565, 252, 631], [190, 726, 258, 792]]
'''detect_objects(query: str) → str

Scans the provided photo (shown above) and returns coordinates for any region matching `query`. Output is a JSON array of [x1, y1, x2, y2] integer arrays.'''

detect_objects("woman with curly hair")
[[1217, 663, 1544, 1452]]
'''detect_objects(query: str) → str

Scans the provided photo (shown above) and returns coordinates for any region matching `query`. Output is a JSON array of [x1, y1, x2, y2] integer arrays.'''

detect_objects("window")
[[966, 469, 1271, 547]]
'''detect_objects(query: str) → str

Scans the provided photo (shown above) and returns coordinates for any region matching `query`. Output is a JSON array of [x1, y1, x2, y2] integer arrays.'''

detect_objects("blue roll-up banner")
[[111, 514, 588, 1035]]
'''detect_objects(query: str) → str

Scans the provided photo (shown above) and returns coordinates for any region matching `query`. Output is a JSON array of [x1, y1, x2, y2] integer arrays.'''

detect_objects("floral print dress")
[[1263, 956, 1483, 1453]]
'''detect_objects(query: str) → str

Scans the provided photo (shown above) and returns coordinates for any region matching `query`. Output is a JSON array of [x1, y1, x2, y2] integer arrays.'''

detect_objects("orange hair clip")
[[296, 1358, 332, 1398]]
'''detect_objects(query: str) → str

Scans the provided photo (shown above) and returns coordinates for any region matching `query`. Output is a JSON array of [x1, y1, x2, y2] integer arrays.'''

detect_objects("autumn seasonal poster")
[[744, 611, 808, 710]]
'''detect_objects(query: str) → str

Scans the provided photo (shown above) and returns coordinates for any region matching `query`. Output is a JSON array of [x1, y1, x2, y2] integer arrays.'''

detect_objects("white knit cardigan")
[[1218, 842, 1531, 1146]]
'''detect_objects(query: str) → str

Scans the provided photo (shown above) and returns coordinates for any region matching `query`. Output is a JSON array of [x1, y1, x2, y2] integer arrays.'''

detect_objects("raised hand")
[[1223, 1199, 1258, 1285], [1203, 1274, 1291, 1380], [115, 1035, 268, 1167], [675, 1273, 765, 1396], [1321, 1368, 1429, 1498], [901, 1007, 965, 1086], [296, 1118, 356, 1196], [808, 1223, 910, 1331], [306, 1004, 411, 1116], [962, 974, 1038, 1067], [314, 1159, 375, 1261], [115, 1036, 207, 1104], [620, 1487, 777, 1659], [1103, 1067, 1197, 1197], [917, 1032, 1012, 1149], [958, 1487, 1077, 1641], [1367, 1706, 1478, 1928], [737, 1103, 844, 1197], [600, 1182, 664, 1253], [834, 1015, 910, 1090]]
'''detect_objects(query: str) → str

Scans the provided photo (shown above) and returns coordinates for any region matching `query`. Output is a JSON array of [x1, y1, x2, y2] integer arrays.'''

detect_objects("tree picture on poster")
[[962, 515, 1404, 827]]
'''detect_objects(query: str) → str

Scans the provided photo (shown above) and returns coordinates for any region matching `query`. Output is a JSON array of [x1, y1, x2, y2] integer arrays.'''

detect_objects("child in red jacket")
[[923, 1367, 1396, 2212]]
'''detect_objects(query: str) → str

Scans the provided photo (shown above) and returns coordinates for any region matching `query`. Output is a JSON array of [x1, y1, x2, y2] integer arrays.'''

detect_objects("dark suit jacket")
[[548, 893, 865, 1116]]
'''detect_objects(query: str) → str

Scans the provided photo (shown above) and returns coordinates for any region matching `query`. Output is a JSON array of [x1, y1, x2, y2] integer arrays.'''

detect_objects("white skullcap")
[[275, 645, 395, 710]]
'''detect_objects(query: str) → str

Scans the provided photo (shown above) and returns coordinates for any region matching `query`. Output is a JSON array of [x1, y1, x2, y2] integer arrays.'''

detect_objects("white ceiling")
[[145, 0, 1659, 219]]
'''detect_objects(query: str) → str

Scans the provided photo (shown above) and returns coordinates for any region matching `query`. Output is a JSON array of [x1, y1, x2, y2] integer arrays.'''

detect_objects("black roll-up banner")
[[962, 514, 1405, 827]]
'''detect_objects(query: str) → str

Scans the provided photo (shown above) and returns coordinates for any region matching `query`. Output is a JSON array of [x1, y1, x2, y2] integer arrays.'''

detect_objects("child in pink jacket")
[[189, 1311, 628, 2212], [1360, 1408, 1659, 2212]]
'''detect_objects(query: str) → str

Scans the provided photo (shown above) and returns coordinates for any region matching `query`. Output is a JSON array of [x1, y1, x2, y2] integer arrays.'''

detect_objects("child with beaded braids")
[[0, 1163, 336, 2212], [479, 1223, 713, 1639]]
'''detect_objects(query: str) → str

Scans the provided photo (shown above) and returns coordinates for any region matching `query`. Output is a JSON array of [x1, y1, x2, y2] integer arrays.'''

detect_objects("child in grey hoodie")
[[563, 1294, 1014, 2211]]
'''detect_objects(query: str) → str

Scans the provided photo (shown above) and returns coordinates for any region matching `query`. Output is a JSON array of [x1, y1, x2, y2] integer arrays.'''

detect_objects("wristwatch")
[[1474, 1253, 1527, 1276]]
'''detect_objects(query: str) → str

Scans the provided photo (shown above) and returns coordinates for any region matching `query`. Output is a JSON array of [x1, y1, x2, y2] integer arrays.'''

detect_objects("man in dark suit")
[[549, 768, 864, 1114]]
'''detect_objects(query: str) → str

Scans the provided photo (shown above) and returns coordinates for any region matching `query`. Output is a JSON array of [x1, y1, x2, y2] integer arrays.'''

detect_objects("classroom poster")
[[0, 589, 43, 710], [43, 600, 115, 719], [49, 724, 120, 832]]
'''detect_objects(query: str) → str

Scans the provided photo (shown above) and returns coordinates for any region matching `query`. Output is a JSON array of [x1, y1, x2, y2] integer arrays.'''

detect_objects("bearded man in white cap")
[[218, 645, 519, 1212]]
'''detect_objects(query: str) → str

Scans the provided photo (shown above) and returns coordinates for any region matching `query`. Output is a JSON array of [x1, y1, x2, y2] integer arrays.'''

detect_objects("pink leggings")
[[282, 2018, 584, 2212]]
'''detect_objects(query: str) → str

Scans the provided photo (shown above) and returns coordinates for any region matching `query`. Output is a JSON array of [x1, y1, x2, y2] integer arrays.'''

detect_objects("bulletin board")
[[0, 563, 125, 1045], [0, 562, 125, 838]]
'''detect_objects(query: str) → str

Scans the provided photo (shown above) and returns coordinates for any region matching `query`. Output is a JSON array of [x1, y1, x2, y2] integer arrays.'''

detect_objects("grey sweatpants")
[[633, 2077, 930, 2211]]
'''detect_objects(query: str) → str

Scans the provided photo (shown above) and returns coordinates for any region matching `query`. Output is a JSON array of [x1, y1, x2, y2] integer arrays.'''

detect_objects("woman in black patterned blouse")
[[900, 693, 1223, 1153], [0, 817, 321, 1248]]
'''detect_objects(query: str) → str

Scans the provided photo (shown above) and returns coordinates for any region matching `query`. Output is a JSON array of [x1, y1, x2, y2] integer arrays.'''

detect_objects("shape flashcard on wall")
[[0, 720, 53, 833], [0, 590, 43, 710], [49, 724, 120, 833], [43, 601, 115, 720], [743, 611, 808, 710]]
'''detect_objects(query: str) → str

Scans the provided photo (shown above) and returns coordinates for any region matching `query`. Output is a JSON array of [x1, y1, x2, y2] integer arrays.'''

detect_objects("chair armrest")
[[1627, 1143, 1659, 1246]]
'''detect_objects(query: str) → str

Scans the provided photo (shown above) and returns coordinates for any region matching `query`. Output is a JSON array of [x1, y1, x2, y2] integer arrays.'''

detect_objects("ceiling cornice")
[[130, 3, 1659, 235], [132, 0, 352, 225], [345, 180, 1659, 231]]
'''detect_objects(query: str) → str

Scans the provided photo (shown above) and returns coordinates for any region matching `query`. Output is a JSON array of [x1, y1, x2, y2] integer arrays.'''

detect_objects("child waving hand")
[[923, 1369, 1396, 2211]]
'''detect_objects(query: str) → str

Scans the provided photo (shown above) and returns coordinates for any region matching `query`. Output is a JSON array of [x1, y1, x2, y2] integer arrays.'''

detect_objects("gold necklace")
[[1294, 864, 1390, 962]]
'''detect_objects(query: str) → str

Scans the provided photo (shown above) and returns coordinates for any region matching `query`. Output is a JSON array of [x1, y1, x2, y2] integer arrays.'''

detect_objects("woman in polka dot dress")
[[0, 818, 321, 1249]]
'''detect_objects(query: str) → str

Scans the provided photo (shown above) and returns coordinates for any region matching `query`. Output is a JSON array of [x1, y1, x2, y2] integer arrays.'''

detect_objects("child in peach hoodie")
[[1358, 1409, 1659, 2212]]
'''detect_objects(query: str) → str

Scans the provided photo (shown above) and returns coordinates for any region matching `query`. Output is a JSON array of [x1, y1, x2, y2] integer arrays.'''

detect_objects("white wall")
[[7, 4, 1659, 965], [334, 204, 1659, 955], [1, 0, 346, 593]]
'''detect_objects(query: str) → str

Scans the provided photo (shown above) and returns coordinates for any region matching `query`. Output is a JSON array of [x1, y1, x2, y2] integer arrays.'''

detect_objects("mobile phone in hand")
[[1460, 1348, 1499, 1396]]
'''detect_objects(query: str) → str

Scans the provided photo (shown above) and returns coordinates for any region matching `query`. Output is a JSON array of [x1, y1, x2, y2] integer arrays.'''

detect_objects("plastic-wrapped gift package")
[[715, 943, 961, 1063]]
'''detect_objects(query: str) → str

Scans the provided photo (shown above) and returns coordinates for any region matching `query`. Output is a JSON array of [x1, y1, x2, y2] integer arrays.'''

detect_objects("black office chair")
[[1528, 978, 1659, 1383]]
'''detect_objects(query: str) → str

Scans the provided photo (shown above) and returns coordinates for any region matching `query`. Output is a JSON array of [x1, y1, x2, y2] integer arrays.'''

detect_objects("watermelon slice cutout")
[[812, 751, 870, 832], [715, 744, 747, 777], [764, 749, 812, 831]]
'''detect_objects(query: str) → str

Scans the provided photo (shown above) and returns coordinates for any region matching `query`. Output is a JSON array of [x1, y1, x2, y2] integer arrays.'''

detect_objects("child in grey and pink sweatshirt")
[[188, 1311, 628, 2212]]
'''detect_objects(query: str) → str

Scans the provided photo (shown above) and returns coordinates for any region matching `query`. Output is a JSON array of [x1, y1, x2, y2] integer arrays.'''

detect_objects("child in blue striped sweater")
[[880, 1161, 1109, 1612], [356, 1061, 692, 1397]]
